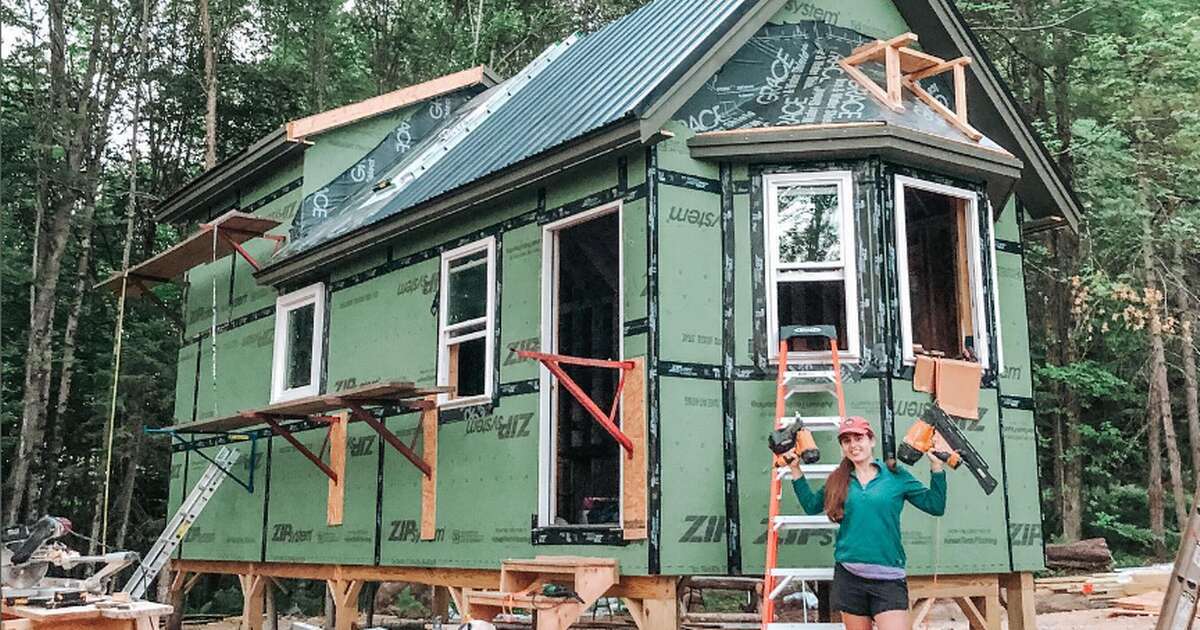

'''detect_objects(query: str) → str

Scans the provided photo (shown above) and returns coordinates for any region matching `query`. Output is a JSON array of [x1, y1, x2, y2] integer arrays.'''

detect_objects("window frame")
[[893, 175, 992, 368], [270, 282, 326, 403], [437, 236, 497, 408], [763, 170, 860, 363], [536, 201, 624, 529]]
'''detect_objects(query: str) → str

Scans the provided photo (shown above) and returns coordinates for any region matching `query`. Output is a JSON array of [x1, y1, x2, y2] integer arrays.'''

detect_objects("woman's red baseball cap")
[[837, 416, 873, 438]]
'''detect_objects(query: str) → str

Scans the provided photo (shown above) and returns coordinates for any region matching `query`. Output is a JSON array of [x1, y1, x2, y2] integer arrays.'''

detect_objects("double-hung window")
[[438, 237, 496, 405], [271, 283, 325, 403], [764, 171, 859, 359]]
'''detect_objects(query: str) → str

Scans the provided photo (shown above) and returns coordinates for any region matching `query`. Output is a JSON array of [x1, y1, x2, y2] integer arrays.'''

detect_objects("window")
[[894, 176, 991, 367], [438, 238, 496, 406], [764, 171, 859, 359], [271, 283, 325, 403], [537, 204, 623, 527]]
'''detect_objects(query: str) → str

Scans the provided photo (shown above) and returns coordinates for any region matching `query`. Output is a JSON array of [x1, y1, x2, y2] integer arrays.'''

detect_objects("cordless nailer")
[[768, 421, 820, 465], [898, 402, 998, 495]]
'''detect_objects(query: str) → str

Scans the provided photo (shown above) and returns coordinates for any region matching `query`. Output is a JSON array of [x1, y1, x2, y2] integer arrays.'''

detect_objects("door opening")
[[549, 210, 621, 526]]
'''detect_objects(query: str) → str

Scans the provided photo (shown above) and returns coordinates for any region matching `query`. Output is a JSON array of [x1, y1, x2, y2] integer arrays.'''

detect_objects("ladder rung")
[[785, 382, 838, 395], [770, 568, 835, 580], [774, 515, 838, 530], [780, 416, 842, 431], [784, 370, 837, 381], [768, 624, 845, 630], [778, 464, 839, 481]]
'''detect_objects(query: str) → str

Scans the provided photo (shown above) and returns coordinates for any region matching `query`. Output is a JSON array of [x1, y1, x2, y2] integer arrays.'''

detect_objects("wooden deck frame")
[[908, 572, 1037, 630], [171, 559, 679, 629]]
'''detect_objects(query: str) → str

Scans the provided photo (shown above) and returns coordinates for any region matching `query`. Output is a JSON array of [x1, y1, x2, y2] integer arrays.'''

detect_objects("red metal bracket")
[[517, 350, 636, 457], [341, 401, 432, 477], [257, 414, 338, 482], [217, 230, 265, 271]]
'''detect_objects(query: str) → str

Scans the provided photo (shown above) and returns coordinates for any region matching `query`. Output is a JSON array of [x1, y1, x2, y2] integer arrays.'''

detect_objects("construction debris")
[[1034, 564, 1172, 608]]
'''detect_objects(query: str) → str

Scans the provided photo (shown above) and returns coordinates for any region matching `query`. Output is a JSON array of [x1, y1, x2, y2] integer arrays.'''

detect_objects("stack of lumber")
[[1034, 564, 1172, 608], [1108, 591, 1166, 618]]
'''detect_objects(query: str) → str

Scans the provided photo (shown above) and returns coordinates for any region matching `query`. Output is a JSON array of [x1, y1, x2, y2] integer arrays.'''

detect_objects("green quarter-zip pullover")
[[792, 460, 946, 568]]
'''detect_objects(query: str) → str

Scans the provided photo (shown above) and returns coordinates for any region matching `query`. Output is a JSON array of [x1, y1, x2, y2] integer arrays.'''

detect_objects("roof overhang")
[[154, 128, 308, 224], [688, 122, 1023, 204], [255, 118, 664, 288], [154, 66, 500, 225], [894, 0, 1081, 231]]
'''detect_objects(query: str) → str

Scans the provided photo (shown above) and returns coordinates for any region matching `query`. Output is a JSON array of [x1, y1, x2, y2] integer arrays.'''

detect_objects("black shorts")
[[831, 563, 909, 617]]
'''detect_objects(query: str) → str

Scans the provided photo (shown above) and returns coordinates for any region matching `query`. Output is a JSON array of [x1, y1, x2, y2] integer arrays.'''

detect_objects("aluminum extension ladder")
[[122, 445, 241, 599], [761, 325, 847, 630], [1157, 495, 1200, 630]]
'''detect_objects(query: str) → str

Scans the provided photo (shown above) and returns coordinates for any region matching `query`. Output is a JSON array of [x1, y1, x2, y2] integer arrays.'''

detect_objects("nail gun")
[[768, 421, 820, 465], [897, 402, 998, 495]]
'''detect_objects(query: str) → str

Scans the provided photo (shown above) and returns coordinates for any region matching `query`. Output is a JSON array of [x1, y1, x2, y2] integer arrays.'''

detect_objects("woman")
[[786, 416, 946, 630]]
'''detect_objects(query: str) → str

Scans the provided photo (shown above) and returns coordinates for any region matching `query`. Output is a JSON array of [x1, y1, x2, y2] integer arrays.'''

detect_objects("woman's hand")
[[926, 449, 945, 473], [783, 452, 804, 479]]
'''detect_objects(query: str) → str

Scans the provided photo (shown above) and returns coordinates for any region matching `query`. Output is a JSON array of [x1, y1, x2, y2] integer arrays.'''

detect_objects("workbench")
[[1, 600, 172, 629]]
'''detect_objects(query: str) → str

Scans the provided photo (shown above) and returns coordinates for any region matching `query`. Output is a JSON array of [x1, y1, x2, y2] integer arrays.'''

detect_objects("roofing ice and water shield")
[[279, 0, 755, 258]]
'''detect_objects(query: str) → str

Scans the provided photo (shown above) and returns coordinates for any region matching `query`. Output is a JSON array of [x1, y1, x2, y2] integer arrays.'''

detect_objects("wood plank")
[[903, 77, 984, 141], [1002, 572, 1037, 630], [286, 67, 491, 140], [622, 357, 648, 540], [420, 398, 439, 541], [96, 211, 280, 295], [327, 412, 347, 526]]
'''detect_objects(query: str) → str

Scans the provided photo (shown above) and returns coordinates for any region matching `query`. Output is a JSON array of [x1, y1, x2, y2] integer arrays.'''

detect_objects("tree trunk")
[[1149, 377, 1166, 557], [1143, 213, 1187, 529], [30, 207, 97, 519], [1176, 241, 1200, 498], [200, 0, 217, 169], [1051, 230, 1083, 541], [114, 417, 145, 549]]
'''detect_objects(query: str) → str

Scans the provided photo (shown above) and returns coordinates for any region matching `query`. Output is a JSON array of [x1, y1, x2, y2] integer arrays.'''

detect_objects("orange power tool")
[[898, 421, 961, 468], [768, 422, 820, 465], [897, 402, 998, 495]]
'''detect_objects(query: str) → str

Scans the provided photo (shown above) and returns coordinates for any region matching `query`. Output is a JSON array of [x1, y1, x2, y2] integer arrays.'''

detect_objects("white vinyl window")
[[438, 237, 496, 407], [271, 283, 325, 403], [764, 171, 859, 361], [894, 175, 992, 368]]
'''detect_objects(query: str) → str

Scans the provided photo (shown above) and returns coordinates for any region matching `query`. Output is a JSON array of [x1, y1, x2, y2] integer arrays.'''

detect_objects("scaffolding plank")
[[96, 211, 281, 296], [170, 381, 447, 433]]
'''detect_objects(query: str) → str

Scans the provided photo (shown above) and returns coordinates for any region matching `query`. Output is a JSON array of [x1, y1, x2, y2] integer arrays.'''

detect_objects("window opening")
[[764, 172, 859, 359], [550, 211, 621, 526], [438, 239, 496, 405], [895, 177, 989, 366], [271, 283, 325, 403]]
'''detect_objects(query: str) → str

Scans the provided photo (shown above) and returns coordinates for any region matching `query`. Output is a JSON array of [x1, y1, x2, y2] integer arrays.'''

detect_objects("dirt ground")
[[186, 606, 1161, 629]]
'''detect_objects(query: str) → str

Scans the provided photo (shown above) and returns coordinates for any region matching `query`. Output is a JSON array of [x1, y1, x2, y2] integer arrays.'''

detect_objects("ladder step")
[[778, 464, 839, 481], [780, 416, 842, 431], [774, 515, 838, 530], [767, 624, 845, 630], [770, 568, 835, 580]]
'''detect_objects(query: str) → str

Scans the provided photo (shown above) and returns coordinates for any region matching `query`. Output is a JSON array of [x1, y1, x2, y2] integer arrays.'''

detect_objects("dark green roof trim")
[[688, 123, 1022, 204], [894, 0, 1081, 231], [155, 128, 307, 224], [254, 119, 657, 287]]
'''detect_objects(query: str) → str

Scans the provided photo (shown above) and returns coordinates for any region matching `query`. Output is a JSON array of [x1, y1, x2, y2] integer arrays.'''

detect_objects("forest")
[[1, 0, 1199, 611]]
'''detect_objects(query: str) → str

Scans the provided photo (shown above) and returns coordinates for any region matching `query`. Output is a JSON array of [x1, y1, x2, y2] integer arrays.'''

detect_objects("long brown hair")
[[823, 456, 898, 522]]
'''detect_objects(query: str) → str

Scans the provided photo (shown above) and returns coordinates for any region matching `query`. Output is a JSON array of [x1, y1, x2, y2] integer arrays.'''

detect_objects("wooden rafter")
[[838, 32, 982, 141]]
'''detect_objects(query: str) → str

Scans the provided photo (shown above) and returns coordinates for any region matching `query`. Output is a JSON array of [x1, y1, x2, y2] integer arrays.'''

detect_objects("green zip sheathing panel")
[[173, 342, 199, 423], [658, 184, 723, 366], [622, 196, 650, 360], [265, 425, 377, 565], [498, 223, 541, 383], [377, 393, 649, 572], [737, 378, 882, 573], [326, 258, 440, 392], [180, 441, 266, 561], [893, 385, 1010, 573], [301, 110, 412, 199], [774, 0, 910, 39], [995, 198, 1045, 571], [183, 258, 232, 340], [658, 377, 728, 574]]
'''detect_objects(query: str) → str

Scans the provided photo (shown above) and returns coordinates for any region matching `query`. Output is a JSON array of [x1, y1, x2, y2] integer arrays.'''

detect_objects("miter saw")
[[1, 515, 139, 602]]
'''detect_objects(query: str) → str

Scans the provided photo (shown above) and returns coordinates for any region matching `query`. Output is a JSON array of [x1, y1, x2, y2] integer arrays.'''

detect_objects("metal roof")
[[277, 0, 759, 258]]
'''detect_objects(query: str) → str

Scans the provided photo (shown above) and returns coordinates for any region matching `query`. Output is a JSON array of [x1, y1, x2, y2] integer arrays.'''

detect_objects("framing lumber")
[[621, 357, 648, 540], [327, 412, 348, 526], [420, 398, 438, 540]]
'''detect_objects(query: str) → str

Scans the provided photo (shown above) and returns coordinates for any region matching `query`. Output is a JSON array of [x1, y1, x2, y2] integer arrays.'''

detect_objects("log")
[[1045, 538, 1113, 571]]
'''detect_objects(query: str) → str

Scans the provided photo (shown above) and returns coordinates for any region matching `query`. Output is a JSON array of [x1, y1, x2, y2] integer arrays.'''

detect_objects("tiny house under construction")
[[129, 0, 1078, 627]]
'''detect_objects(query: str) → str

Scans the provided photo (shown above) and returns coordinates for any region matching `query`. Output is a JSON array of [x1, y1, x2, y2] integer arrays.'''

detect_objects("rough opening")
[[903, 186, 975, 360], [553, 211, 620, 526]]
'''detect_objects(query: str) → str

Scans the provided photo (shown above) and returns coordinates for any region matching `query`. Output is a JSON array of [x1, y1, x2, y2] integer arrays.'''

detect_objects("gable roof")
[[154, 67, 497, 224], [256, 0, 1079, 284]]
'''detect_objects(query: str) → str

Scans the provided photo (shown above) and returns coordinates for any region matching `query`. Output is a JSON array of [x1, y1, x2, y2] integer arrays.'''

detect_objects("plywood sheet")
[[622, 357, 647, 540]]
